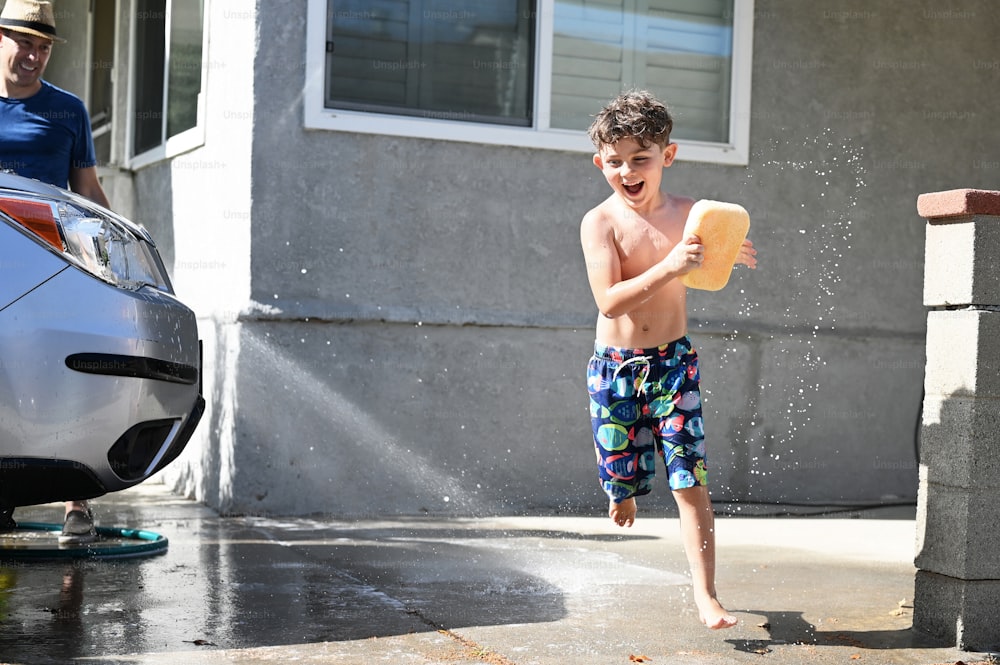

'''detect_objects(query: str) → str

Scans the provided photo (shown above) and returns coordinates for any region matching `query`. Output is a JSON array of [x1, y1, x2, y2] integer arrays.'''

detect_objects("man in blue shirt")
[[0, 0, 110, 543], [0, 0, 109, 207]]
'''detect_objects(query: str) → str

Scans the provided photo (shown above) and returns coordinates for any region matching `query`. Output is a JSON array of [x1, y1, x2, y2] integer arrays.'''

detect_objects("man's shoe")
[[59, 509, 97, 544]]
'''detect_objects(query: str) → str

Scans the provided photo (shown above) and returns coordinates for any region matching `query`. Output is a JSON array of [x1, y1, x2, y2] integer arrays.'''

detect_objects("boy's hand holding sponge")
[[680, 199, 751, 291]]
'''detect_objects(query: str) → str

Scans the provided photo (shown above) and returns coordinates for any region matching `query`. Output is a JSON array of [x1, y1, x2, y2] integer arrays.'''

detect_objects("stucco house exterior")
[[43, 0, 1000, 516]]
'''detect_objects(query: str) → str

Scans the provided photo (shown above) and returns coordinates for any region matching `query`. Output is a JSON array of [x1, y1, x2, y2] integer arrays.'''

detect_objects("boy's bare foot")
[[609, 497, 636, 527], [696, 594, 738, 629]]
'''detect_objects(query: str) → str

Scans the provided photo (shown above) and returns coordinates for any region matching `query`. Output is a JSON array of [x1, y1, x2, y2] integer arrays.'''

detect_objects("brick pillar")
[[914, 188, 1000, 652]]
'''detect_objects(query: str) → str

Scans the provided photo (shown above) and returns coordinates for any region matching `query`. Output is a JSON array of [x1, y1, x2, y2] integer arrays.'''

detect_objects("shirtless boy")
[[580, 90, 756, 630]]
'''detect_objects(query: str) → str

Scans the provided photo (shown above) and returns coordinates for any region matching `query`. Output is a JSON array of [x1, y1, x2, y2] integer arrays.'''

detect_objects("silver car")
[[0, 172, 203, 511]]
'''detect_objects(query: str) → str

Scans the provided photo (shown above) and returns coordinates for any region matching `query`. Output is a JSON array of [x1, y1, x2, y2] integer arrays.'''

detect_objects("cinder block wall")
[[914, 189, 1000, 652]]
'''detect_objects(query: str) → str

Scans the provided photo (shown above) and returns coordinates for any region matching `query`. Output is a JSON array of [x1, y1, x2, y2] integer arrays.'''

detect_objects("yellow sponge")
[[680, 199, 750, 291]]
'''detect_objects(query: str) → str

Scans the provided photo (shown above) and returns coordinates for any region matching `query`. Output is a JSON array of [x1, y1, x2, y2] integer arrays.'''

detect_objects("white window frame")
[[126, 0, 211, 170], [304, 0, 754, 164]]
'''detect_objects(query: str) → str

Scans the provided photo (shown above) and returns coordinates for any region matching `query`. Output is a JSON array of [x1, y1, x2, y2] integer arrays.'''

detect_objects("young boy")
[[580, 90, 756, 630]]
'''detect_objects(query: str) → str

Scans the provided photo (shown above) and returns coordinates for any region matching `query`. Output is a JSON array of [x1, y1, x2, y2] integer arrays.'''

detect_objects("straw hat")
[[0, 0, 65, 43]]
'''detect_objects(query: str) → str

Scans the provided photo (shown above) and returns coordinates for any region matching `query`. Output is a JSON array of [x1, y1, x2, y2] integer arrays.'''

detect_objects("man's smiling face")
[[0, 29, 52, 96]]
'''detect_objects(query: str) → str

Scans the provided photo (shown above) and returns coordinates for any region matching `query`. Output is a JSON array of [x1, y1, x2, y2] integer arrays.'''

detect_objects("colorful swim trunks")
[[587, 336, 707, 503]]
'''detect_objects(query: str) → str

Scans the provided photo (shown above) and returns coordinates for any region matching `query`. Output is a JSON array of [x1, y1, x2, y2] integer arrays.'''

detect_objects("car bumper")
[[0, 265, 204, 507]]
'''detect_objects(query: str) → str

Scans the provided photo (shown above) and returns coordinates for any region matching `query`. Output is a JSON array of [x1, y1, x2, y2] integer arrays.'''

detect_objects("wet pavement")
[[0, 483, 991, 665]]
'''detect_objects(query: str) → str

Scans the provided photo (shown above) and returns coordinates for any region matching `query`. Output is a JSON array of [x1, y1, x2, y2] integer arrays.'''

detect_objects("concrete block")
[[914, 475, 1000, 580], [918, 188, 1000, 219], [913, 570, 1000, 652], [919, 394, 1000, 488], [924, 309, 1000, 399], [923, 215, 1000, 307], [914, 464, 929, 565]]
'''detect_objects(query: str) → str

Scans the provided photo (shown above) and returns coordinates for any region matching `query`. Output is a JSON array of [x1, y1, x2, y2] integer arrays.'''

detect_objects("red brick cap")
[[917, 188, 1000, 219]]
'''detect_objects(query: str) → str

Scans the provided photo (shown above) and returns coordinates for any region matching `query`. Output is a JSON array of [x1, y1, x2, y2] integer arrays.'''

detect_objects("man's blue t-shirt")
[[0, 81, 97, 190]]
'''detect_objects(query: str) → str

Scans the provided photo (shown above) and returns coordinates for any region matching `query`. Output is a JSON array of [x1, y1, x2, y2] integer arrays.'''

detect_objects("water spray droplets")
[[735, 129, 865, 488]]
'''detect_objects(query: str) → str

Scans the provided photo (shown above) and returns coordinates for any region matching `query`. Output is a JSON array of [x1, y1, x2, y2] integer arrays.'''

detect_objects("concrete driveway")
[[0, 483, 990, 665]]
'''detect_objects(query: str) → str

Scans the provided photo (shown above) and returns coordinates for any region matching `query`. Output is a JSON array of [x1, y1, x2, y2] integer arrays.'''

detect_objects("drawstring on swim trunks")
[[613, 355, 652, 394]]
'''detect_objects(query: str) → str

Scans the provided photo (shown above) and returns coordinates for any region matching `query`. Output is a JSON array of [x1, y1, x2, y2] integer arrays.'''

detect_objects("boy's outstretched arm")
[[580, 210, 703, 319], [735, 239, 758, 269]]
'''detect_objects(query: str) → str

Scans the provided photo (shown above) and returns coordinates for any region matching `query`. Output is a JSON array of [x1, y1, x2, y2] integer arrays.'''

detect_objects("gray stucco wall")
[[165, 0, 1000, 516]]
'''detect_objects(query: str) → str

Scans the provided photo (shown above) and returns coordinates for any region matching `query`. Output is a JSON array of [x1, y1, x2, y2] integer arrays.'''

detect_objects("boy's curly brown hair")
[[587, 89, 673, 150]]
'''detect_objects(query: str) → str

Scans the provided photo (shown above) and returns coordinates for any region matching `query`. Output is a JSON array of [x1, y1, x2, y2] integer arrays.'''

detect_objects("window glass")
[[90, 0, 116, 164], [132, 0, 205, 156], [167, 0, 204, 137], [326, 0, 535, 126], [310, 0, 753, 162], [551, 0, 734, 142], [133, 0, 166, 155]]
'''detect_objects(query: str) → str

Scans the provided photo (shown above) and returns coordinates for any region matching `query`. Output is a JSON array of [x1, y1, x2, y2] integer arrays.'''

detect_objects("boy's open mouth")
[[623, 181, 644, 195]]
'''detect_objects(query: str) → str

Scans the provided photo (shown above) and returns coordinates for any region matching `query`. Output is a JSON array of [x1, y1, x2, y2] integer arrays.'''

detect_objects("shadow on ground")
[[727, 609, 949, 655]]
